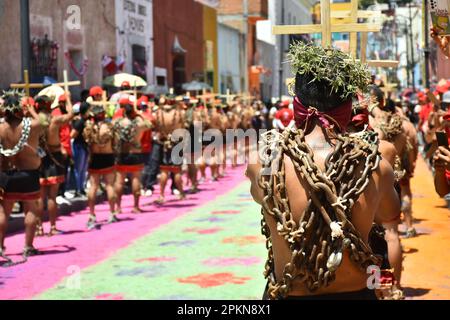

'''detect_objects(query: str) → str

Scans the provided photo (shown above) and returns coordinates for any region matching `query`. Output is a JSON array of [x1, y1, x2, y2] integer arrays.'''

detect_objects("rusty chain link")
[[258, 128, 382, 300]]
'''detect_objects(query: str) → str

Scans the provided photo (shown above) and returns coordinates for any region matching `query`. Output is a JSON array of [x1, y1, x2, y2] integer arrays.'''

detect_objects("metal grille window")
[[30, 35, 59, 80]]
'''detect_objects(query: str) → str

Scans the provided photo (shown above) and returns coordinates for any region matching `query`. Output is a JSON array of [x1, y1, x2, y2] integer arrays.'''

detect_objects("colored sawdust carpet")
[[0, 168, 267, 300]]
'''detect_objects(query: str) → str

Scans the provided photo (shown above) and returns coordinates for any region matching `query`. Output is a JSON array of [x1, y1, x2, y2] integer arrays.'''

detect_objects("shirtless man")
[[153, 98, 186, 204], [0, 91, 44, 261], [114, 102, 151, 213], [246, 44, 400, 300], [368, 86, 413, 291], [84, 106, 118, 229], [194, 102, 210, 184], [184, 99, 203, 193], [203, 104, 223, 181], [35, 94, 75, 236]]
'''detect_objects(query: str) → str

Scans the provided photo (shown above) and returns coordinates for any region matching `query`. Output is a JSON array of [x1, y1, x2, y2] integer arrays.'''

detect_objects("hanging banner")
[[430, 0, 450, 35]]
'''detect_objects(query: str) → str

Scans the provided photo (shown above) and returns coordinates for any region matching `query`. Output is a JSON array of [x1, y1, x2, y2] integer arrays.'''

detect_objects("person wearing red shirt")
[[274, 101, 294, 130], [138, 96, 156, 196]]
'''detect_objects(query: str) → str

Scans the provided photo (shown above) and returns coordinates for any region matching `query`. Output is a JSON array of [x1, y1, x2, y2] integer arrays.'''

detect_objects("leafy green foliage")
[[287, 42, 371, 99]]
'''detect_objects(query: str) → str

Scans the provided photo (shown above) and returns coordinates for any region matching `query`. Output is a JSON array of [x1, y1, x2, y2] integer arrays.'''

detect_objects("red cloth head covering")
[[90, 86, 103, 97], [121, 81, 131, 88], [22, 97, 35, 107], [119, 97, 131, 106], [293, 96, 352, 133], [138, 96, 149, 105], [58, 94, 67, 102]]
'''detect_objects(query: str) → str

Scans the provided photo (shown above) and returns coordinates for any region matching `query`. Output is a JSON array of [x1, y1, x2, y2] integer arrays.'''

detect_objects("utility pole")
[[20, 0, 31, 82], [243, 0, 249, 94], [278, 0, 285, 99], [423, 0, 431, 89]]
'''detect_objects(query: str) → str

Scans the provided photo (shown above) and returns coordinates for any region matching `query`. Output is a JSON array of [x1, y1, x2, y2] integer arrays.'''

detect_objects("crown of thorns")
[[0, 89, 25, 113], [287, 42, 371, 99]]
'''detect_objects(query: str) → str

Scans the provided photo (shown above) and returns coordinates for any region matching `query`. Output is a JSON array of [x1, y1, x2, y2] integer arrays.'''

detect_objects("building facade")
[[153, 0, 219, 94], [0, 0, 117, 96], [114, 0, 154, 84]]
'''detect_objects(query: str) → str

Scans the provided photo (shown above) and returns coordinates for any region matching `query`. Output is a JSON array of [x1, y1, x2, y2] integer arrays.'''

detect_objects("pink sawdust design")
[[0, 167, 246, 300], [135, 257, 177, 263], [202, 257, 261, 267], [177, 273, 252, 288]]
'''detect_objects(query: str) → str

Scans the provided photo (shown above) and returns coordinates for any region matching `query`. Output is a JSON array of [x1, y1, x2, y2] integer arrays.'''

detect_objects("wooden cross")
[[273, 0, 381, 48], [219, 89, 238, 105], [10, 70, 45, 97], [51, 70, 81, 108], [89, 90, 118, 112]]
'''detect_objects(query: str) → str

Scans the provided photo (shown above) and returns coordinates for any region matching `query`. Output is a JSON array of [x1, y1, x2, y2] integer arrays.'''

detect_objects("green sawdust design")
[[36, 182, 267, 300]]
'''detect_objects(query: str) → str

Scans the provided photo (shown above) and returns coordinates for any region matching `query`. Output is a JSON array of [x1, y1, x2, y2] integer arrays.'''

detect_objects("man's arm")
[[375, 158, 401, 224], [246, 162, 264, 205], [53, 111, 75, 126], [434, 147, 450, 197]]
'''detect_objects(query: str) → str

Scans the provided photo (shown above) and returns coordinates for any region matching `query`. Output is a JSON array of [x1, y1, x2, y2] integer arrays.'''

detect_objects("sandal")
[[404, 228, 417, 238], [87, 215, 97, 230], [48, 226, 63, 237], [23, 246, 41, 258], [154, 197, 165, 205], [108, 214, 120, 224]]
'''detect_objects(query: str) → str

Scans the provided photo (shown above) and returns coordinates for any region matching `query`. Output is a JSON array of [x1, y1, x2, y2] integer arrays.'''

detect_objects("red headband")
[[293, 96, 352, 133]]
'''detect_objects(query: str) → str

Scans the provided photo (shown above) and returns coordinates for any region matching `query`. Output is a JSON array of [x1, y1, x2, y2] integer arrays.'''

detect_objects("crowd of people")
[[0, 80, 286, 263]]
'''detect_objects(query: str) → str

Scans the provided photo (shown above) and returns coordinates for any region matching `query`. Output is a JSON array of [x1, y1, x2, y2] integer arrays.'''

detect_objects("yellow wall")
[[203, 6, 219, 92], [313, 2, 353, 24]]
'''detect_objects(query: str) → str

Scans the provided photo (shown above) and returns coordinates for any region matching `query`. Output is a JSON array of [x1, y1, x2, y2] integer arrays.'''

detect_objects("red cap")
[[138, 96, 149, 105], [58, 94, 67, 102], [119, 97, 131, 106], [444, 110, 450, 122], [121, 81, 131, 87], [281, 100, 290, 108], [90, 86, 103, 97]]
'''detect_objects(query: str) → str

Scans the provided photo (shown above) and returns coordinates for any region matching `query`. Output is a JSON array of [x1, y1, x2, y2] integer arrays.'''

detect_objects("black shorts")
[[89, 154, 116, 175], [40, 152, 66, 186], [3, 170, 41, 201], [117, 153, 145, 173], [156, 142, 182, 173]]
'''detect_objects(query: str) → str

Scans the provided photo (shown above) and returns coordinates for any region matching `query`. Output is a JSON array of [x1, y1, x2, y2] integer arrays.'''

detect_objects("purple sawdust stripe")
[[0, 167, 246, 300]]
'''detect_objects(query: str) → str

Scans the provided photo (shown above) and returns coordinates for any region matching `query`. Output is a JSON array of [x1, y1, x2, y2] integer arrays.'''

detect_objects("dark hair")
[[79, 102, 90, 115], [369, 85, 384, 105], [124, 104, 134, 117], [295, 72, 350, 112], [80, 90, 90, 102]]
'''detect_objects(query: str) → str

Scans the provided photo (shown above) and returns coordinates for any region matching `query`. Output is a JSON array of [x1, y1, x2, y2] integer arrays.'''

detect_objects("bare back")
[[0, 117, 42, 171], [247, 126, 399, 297]]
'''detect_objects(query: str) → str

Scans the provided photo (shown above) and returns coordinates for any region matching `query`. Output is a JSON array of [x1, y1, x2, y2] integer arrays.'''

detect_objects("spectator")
[[71, 102, 90, 198]]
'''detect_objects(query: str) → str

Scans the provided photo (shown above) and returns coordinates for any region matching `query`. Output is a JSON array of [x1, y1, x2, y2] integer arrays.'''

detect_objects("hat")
[[119, 97, 131, 106], [121, 81, 131, 88], [58, 94, 67, 102], [436, 79, 450, 94], [280, 100, 290, 108], [89, 86, 103, 97], [443, 91, 450, 104]]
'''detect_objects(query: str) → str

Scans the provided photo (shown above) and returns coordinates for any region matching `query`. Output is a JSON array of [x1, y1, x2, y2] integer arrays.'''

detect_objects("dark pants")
[[144, 142, 176, 191]]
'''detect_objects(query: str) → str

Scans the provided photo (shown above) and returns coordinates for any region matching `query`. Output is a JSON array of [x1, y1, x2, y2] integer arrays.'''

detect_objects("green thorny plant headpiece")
[[287, 42, 371, 99], [0, 89, 25, 114]]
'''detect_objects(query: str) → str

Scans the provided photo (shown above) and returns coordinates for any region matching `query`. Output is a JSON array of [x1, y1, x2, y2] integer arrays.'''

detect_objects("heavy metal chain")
[[258, 128, 382, 300], [377, 113, 403, 143]]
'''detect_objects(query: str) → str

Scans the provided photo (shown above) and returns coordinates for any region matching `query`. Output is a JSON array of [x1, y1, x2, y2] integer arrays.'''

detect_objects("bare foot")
[[35, 224, 45, 237], [177, 193, 187, 201], [132, 207, 144, 214]]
